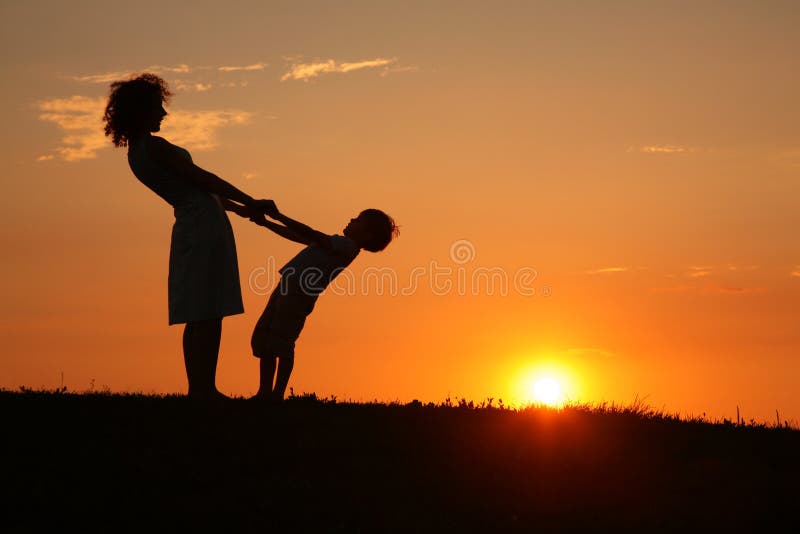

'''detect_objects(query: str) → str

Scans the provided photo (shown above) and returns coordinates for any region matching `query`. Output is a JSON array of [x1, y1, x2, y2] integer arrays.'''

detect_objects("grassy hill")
[[1, 390, 797, 532]]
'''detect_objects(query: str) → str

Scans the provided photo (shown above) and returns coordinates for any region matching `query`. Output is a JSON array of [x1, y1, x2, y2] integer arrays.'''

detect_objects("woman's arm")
[[250, 214, 311, 245], [219, 198, 249, 217], [147, 136, 276, 213]]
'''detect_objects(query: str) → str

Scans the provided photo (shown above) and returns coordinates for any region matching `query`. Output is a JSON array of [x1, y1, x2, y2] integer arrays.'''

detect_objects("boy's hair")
[[360, 209, 399, 252], [103, 73, 172, 147]]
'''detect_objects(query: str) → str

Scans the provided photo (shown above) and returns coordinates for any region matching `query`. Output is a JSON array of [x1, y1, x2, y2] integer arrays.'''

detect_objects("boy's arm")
[[271, 211, 333, 249], [250, 214, 312, 245]]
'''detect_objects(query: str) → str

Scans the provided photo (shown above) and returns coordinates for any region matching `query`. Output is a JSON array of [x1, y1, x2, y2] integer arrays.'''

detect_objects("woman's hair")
[[103, 73, 172, 147], [360, 209, 399, 252]]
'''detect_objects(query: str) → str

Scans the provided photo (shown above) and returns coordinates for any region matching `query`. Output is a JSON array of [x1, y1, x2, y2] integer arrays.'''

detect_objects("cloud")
[[281, 57, 395, 81], [242, 172, 258, 180], [706, 286, 763, 295], [37, 95, 250, 161], [218, 63, 266, 72], [791, 267, 800, 278], [380, 64, 419, 77], [725, 264, 758, 272], [72, 64, 192, 84], [37, 96, 108, 161], [685, 264, 757, 278], [634, 145, 694, 154], [585, 267, 628, 274], [650, 284, 763, 295], [160, 110, 252, 151], [686, 265, 712, 278], [175, 82, 213, 92], [71, 62, 265, 86]]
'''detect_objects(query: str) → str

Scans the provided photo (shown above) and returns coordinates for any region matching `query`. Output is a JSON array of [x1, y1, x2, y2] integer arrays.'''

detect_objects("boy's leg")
[[183, 318, 224, 399], [255, 357, 277, 399], [272, 357, 295, 400]]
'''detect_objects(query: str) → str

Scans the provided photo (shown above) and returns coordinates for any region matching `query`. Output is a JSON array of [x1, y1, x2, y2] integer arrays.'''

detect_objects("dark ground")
[[1, 390, 798, 533]]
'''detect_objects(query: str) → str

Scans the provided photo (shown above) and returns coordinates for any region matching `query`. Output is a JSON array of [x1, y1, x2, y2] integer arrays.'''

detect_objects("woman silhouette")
[[103, 73, 274, 399]]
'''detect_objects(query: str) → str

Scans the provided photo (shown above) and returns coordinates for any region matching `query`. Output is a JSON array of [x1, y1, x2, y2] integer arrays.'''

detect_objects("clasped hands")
[[228, 198, 279, 225]]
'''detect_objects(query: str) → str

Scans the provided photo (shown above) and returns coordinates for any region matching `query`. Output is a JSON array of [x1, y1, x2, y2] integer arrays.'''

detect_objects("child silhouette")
[[240, 207, 398, 400]]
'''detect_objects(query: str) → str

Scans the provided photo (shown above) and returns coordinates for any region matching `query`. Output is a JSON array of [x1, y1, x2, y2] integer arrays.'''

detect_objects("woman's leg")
[[183, 318, 223, 398]]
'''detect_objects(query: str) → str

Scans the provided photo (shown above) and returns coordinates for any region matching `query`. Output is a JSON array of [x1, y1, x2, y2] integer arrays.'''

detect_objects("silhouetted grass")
[[1, 389, 797, 532]]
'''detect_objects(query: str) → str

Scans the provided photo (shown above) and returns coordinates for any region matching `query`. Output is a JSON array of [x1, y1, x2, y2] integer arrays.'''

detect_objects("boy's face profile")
[[343, 213, 371, 244]]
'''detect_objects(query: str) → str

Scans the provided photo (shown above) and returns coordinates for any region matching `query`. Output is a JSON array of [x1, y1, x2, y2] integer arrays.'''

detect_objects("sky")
[[1, 0, 799, 422]]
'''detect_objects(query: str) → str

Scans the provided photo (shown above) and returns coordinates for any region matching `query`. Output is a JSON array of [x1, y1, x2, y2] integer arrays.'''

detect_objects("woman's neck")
[[128, 131, 151, 145]]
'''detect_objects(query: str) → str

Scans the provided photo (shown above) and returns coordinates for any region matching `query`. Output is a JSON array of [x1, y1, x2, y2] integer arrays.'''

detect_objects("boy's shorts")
[[251, 290, 317, 359]]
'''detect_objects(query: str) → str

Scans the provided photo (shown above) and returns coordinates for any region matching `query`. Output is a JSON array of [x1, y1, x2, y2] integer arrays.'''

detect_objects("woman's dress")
[[128, 138, 244, 325]]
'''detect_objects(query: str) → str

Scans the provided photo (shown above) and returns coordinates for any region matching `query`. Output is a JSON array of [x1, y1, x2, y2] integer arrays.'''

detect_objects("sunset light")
[[515, 363, 575, 408], [3, 1, 800, 424], [3, 2, 799, 531], [532, 377, 563, 407]]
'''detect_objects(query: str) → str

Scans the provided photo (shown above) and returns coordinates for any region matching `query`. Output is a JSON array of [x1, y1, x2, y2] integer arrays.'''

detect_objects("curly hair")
[[103, 73, 172, 147], [360, 209, 399, 252]]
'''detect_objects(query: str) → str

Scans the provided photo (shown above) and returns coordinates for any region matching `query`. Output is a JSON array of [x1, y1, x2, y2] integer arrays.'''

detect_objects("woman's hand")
[[220, 199, 252, 218], [248, 199, 279, 217]]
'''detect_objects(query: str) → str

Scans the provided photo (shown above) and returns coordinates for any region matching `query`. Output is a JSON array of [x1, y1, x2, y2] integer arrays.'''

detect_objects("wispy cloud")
[[651, 284, 763, 295], [175, 82, 214, 92], [71, 64, 192, 84], [71, 62, 265, 86], [242, 172, 258, 180], [725, 264, 758, 272], [791, 267, 800, 278], [685, 264, 757, 278], [585, 267, 628, 274], [706, 286, 763, 295], [37, 96, 108, 161], [218, 63, 266, 72], [380, 64, 419, 77], [158, 110, 251, 151], [37, 96, 250, 161], [633, 145, 694, 154], [281, 57, 396, 81]]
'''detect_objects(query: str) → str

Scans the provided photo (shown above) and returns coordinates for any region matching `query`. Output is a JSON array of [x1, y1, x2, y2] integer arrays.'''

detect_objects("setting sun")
[[532, 377, 563, 407], [514, 361, 576, 407]]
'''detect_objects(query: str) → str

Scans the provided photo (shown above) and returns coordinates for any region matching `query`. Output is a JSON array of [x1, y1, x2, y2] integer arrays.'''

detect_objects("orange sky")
[[1, 1, 799, 422]]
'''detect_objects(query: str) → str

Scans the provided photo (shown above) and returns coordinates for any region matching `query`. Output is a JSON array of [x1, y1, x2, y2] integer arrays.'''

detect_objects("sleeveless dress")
[[127, 137, 244, 325]]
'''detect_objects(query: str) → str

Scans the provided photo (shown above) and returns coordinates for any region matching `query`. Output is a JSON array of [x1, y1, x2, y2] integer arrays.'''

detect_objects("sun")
[[531, 376, 563, 407]]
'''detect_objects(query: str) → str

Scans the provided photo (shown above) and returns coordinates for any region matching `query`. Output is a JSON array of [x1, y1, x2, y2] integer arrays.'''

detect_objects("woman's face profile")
[[143, 97, 167, 133]]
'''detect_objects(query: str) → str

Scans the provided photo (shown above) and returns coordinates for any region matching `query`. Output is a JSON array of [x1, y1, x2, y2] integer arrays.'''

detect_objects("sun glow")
[[532, 377, 563, 406], [514, 361, 576, 407]]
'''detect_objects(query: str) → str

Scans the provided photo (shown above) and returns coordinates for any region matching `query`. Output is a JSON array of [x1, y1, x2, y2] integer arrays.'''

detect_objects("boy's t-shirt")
[[278, 235, 360, 296]]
